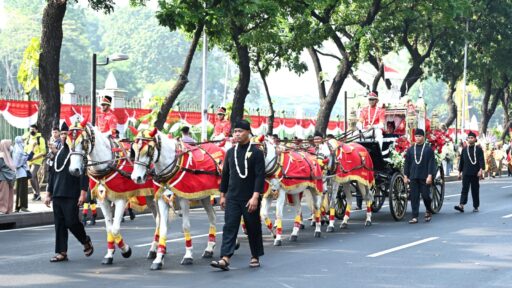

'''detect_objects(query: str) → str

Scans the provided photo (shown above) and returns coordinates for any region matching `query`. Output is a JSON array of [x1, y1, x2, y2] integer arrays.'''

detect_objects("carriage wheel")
[[389, 172, 408, 221], [334, 186, 347, 220], [430, 165, 445, 213], [371, 185, 385, 213]]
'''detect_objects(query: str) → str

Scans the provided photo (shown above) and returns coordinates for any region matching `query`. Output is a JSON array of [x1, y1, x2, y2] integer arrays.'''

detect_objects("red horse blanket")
[[273, 150, 323, 195], [334, 143, 375, 186], [89, 160, 154, 207], [154, 143, 225, 200]]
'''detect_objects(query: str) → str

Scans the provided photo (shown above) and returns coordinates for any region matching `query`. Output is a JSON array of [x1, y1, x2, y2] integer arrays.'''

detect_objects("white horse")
[[318, 139, 375, 231], [255, 137, 323, 246], [131, 128, 220, 270], [67, 121, 155, 265]]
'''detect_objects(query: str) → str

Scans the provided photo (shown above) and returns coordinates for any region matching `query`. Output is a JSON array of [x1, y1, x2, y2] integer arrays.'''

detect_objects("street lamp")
[[91, 53, 129, 125]]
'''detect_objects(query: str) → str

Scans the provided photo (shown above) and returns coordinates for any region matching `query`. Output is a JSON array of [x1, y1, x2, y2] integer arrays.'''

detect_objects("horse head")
[[318, 138, 340, 174], [131, 127, 178, 184], [251, 135, 279, 177], [67, 118, 93, 176]]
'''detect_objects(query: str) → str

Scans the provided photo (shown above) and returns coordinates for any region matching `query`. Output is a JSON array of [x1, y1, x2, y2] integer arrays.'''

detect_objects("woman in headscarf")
[[0, 139, 16, 214], [13, 136, 29, 212]]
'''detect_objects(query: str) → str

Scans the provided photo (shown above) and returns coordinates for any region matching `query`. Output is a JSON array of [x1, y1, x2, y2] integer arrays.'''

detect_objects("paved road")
[[1, 178, 512, 288]]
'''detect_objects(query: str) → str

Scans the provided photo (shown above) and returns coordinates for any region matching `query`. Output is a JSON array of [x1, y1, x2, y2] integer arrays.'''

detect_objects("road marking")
[[135, 232, 224, 247], [501, 185, 512, 189], [444, 194, 459, 198], [366, 237, 439, 258], [502, 214, 512, 219]]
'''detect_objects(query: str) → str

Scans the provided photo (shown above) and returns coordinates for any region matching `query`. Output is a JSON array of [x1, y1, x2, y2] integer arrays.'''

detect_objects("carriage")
[[330, 99, 446, 221]]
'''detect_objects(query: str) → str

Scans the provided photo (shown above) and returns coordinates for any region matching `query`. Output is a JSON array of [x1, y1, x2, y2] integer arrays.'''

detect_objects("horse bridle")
[[67, 125, 95, 171], [253, 140, 280, 177]]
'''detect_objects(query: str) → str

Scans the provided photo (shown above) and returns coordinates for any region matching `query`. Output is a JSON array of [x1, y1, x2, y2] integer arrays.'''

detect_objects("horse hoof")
[[150, 262, 163, 270], [102, 257, 113, 265], [340, 223, 348, 229], [300, 224, 305, 230], [314, 231, 321, 238], [326, 226, 334, 233], [274, 239, 282, 246], [235, 239, 240, 250], [181, 257, 193, 265], [202, 251, 214, 258], [290, 235, 298, 242], [365, 221, 372, 227], [147, 251, 157, 260], [121, 247, 132, 258]]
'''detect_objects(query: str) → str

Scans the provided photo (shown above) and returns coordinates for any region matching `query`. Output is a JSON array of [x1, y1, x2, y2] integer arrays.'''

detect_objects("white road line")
[[501, 185, 512, 189], [366, 237, 439, 258], [444, 194, 459, 198], [502, 214, 512, 219], [135, 232, 224, 248]]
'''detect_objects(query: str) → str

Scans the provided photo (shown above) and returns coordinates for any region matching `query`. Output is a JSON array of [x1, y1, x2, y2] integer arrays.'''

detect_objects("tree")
[[297, 0, 388, 134]]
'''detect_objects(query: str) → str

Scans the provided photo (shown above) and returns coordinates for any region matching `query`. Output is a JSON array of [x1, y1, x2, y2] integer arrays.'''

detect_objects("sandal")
[[249, 257, 260, 268], [83, 235, 94, 257], [50, 253, 68, 262], [408, 218, 418, 224], [210, 258, 230, 271], [424, 212, 432, 223], [454, 205, 464, 213]]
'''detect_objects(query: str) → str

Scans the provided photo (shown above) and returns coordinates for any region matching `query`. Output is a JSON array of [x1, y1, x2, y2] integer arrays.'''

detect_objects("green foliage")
[[17, 37, 40, 94]]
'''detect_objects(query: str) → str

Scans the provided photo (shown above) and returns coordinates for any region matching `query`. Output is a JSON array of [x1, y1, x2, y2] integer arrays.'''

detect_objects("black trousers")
[[221, 199, 264, 259], [15, 177, 28, 210], [460, 175, 480, 209], [53, 197, 88, 253], [410, 179, 433, 218]]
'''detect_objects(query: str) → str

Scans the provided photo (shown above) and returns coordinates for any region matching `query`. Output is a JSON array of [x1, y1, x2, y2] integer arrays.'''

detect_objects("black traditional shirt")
[[47, 144, 89, 199], [458, 144, 485, 176], [404, 143, 437, 180], [220, 142, 265, 201]]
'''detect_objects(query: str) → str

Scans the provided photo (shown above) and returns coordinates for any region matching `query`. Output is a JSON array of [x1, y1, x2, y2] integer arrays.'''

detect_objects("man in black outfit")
[[404, 128, 437, 224], [211, 119, 265, 271], [455, 131, 485, 213], [44, 128, 94, 262]]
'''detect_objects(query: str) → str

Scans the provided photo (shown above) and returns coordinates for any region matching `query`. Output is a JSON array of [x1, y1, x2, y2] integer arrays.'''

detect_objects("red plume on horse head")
[[148, 127, 158, 138], [80, 115, 89, 128], [128, 126, 138, 137]]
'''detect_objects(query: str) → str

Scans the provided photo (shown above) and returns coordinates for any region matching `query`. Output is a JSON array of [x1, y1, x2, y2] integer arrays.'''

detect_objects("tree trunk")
[[501, 88, 511, 141], [399, 63, 423, 97], [229, 31, 251, 126], [315, 65, 351, 135], [371, 62, 384, 91], [308, 47, 350, 135], [444, 78, 457, 127], [154, 24, 204, 130], [38, 0, 66, 139], [256, 63, 274, 135]]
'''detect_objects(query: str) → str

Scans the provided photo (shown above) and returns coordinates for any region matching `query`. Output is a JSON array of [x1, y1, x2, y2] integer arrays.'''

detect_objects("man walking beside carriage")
[[455, 131, 485, 213], [404, 128, 436, 224], [211, 119, 265, 271]]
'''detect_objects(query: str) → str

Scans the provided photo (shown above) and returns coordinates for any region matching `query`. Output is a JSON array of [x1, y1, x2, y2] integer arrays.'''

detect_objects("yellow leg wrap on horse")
[[209, 226, 216, 235], [83, 203, 89, 210], [114, 233, 123, 245], [107, 232, 114, 243], [158, 236, 167, 247], [294, 215, 301, 223], [184, 231, 192, 248]]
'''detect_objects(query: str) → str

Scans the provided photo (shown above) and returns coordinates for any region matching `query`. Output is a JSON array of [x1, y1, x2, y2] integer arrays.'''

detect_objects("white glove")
[[356, 122, 363, 130]]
